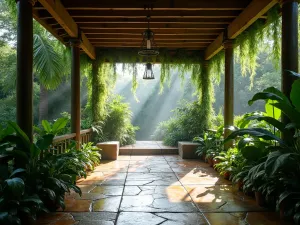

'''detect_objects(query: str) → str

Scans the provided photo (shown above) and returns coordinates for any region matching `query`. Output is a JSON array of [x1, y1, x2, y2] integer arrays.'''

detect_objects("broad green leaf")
[[36, 134, 54, 150], [21, 195, 43, 205], [291, 79, 300, 112], [30, 144, 41, 159], [288, 70, 300, 78], [52, 118, 68, 134], [272, 102, 300, 128], [241, 146, 263, 161], [7, 122, 30, 148], [42, 120, 52, 133], [265, 151, 282, 176], [10, 150, 29, 167], [225, 128, 285, 146], [0, 212, 8, 222], [248, 88, 291, 106], [42, 188, 56, 201], [4, 177, 24, 197], [9, 168, 26, 178], [263, 87, 291, 104], [265, 100, 281, 120], [244, 115, 285, 132]]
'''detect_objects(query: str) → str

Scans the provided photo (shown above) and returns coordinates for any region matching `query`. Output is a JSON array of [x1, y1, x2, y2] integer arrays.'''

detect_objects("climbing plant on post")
[[90, 59, 109, 123], [201, 61, 213, 129]]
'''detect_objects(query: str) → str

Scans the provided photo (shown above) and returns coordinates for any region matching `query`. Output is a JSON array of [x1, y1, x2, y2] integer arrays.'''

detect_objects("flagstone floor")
[[35, 155, 291, 225]]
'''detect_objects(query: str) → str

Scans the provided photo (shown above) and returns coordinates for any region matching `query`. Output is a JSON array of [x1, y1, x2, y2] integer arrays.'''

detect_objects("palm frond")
[[33, 33, 65, 90]]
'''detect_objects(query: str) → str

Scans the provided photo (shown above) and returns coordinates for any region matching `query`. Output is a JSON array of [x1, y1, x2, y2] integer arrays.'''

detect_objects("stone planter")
[[96, 141, 119, 160]]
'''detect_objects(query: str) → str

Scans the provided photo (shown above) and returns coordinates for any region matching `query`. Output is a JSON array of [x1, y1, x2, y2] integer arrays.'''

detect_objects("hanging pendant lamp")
[[143, 62, 155, 80], [138, 14, 159, 57]]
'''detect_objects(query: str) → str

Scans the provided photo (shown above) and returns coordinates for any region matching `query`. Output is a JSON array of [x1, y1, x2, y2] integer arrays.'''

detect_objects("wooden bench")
[[96, 141, 119, 160], [178, 142, 200, 159]]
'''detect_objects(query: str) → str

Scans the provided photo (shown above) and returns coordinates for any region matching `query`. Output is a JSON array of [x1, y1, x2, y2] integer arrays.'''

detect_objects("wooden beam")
[[66, 18, 233, 25], [62, 10, 242, 19], [33, 9, 65, 43], [90, 40, 210, 44], [86, 34, 217, 41], [205, 33, 224, 60], [227, 0, 278, 39], [92, 43, 208, 48], [43, 0, 250, 10], [65, 23, 226, 30], [82, 29, 220, 35], [205, 0, 278, 60], [81, 33, 96, 60], [38, 0, 96, 59]]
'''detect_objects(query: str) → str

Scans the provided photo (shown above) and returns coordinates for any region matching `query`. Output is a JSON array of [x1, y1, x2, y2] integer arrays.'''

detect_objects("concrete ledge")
[[96, 141, 119, 160], [178, 142, 200, 159]]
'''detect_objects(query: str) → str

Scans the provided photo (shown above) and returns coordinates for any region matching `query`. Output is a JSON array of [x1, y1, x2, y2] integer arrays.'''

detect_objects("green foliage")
[[33, 117, 70, 138], [194, 129, 223, 158], [33, 33, 66, 90], [152, 100, 210, 146], [0, 120, 101, 224], [215, 148, 245, 178], [235, 5, 281, 87], [224, 74, 300, 223], [94, 95, 139, 146]]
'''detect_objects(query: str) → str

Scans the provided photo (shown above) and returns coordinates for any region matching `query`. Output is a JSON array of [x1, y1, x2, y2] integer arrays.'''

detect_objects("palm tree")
[[33, 26, 69, 122], [3, 0, 69, 123]]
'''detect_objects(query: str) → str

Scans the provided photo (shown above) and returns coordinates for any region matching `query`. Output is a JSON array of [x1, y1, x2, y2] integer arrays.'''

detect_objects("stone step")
[[119, 148, 178, 155], [119, 141, 178, 155]]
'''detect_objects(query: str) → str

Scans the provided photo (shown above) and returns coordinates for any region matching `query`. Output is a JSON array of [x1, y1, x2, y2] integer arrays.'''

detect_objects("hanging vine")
[[235, 5, 281, 87], [208, 51, 225, 84]]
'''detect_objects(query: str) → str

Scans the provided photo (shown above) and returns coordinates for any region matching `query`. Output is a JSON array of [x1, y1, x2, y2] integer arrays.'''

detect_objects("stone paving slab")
[[117, 212, 208, 225], [185, 185, 266, 213], [34, 155, 290, 225], [203, 212, 293, 225]]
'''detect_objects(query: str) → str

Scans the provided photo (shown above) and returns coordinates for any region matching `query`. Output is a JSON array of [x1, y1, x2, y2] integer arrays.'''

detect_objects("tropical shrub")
[[0, 120, 101, 224], [215, 148, 245, 179], [224, 73, 300, 223], [94, 95, 139, 146], [152, 100, 210, 146], [194, 128, 223, 159]]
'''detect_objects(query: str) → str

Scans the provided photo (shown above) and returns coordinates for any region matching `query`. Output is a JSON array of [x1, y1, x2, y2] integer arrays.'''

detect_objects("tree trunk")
[[39, 84, 48, 123]]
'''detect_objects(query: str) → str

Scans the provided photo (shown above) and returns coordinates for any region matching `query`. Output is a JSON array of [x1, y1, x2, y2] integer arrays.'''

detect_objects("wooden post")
[[16, 0, 34, 141], [70, 39, 81, 147], [281, 0, 298, 125], [223, 40, 234, 149]]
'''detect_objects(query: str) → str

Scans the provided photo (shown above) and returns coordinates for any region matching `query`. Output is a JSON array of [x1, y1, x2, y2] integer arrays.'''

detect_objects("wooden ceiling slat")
[[66, 18, 233, 25], [86, 35, 216, 41], [69, 23, 227, 30], [62, 10, 242, 19], [59, 0, 251, 10], [82, 29, 220, 35], [90, 40, 211, 44]]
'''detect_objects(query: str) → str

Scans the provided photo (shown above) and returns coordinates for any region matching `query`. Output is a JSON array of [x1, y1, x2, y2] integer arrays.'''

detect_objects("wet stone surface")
[[34, 154, 291, 225]]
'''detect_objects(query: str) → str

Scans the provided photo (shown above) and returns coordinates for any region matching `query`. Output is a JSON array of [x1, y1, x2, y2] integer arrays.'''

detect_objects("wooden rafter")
[[38, 0, 96, 59], [204, 0, 278, 60], [37, 10, 242, 19], [41, 0, 251, 10]]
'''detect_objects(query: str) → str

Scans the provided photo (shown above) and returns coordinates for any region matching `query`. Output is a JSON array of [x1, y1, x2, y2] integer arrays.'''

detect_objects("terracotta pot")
[[207, 157, 213, 167], [255, 191, 265, 207], [223, 171, 231, 180]]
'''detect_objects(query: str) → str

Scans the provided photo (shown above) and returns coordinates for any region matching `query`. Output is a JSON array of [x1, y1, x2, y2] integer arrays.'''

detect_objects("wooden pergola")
[[16, 0, 298, 143]]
